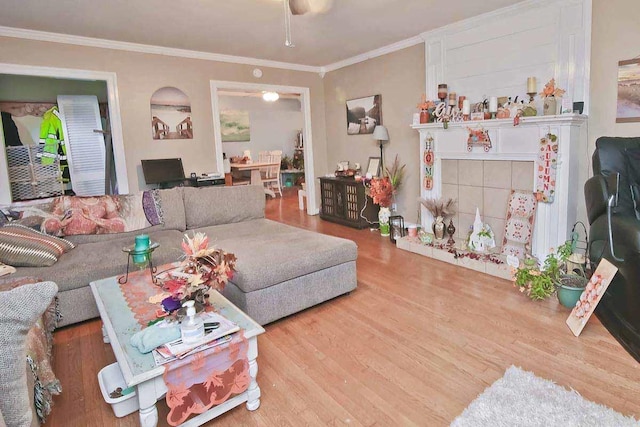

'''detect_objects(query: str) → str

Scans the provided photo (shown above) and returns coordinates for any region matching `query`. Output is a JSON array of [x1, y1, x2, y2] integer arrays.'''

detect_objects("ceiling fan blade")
[[289, 0, 311, 15]]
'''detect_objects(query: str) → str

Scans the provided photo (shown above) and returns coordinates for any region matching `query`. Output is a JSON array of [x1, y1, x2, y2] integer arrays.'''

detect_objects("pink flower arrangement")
[[368, 177, 394, 207]]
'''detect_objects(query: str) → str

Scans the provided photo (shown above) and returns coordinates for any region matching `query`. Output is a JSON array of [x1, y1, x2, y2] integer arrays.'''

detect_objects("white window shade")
[[57, 95, 106, 196]]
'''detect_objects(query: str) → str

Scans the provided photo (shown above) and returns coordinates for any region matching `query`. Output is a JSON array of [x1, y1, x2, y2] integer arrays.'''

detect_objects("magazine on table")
[[163, 312, 239, 357], [152, 334, 233, 366]]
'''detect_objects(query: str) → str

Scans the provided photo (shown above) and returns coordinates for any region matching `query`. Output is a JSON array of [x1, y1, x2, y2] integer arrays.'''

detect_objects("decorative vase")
[[446, 219, 456, 246], [543, 95, 557, 116], [378, 207, 391, 237], [432, 216, 445, 240], [419, 109, 429, 124], [133, 234, 150, 266]]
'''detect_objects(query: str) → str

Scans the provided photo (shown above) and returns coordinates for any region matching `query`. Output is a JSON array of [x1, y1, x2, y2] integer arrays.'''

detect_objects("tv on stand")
[[141, 158, 186, 188]]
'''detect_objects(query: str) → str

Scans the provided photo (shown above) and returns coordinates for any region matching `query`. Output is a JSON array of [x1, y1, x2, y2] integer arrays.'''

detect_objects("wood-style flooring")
[[47, 190, 640, 426]]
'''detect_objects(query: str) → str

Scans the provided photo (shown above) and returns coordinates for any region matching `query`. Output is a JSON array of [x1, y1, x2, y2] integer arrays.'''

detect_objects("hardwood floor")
[[48, 190, 640, 426]]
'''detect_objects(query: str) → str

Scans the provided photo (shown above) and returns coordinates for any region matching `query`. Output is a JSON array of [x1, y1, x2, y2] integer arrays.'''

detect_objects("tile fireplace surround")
[[404, 114, 588, 271]]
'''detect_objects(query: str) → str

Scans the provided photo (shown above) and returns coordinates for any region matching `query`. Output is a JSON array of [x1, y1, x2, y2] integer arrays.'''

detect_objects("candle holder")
[[527, 92, 537, 103], [119, 242, 160, 284]]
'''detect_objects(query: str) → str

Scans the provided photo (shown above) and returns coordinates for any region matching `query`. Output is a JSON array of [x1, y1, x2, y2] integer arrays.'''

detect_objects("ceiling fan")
[[283, 0, 333, 47]]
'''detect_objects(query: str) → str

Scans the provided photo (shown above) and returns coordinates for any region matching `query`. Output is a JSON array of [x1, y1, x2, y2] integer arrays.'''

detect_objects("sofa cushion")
[[0, 281, 57, 427], [183, 186, 265, 229], [0, 228, 63, 267], [65, 188, 186, 245], [625, 148, 640, 220], [195, 219, 358, 293], [14, 230, 185, 293]]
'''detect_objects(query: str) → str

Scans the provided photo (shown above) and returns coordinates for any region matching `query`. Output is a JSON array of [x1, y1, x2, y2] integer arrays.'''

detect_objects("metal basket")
[[5, 145, 63, 201]]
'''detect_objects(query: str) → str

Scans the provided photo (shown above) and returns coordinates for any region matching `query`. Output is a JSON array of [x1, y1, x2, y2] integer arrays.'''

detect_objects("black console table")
[[319, 177, 379, 229]]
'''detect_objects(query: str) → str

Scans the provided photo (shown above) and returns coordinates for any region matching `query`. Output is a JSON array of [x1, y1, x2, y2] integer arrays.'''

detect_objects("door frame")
[[209, 80, 317, 215], [0, 62, 128, 205]]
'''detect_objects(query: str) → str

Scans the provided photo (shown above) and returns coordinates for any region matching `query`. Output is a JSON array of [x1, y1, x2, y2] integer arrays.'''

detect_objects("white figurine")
[[468, 208, 496, 252]]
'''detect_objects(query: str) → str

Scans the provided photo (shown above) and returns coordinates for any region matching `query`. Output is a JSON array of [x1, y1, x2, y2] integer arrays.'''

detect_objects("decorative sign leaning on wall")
[[150, 87, 193, 140], [423, 134, 434, 190], [535, 133, 558, 203], [616, 58, 640, 123]]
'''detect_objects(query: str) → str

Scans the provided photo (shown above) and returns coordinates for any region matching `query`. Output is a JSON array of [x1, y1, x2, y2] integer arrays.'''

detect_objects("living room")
[[1, 0, 640, 426]]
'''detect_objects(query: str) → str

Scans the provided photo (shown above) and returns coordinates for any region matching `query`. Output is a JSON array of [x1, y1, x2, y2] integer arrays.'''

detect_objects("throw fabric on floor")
[[452, 366, 639, 427]]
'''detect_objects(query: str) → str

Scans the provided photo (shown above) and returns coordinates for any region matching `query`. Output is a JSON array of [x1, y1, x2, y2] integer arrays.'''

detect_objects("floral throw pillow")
[[501, 190, 538, 259]]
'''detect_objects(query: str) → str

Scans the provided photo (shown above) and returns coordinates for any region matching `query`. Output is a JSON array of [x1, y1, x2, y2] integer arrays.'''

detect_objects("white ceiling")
[[0, 0, 523, 67]]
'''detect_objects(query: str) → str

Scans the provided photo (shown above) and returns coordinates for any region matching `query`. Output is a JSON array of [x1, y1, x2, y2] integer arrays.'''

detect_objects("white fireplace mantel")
[[412, 113, 588, 261]]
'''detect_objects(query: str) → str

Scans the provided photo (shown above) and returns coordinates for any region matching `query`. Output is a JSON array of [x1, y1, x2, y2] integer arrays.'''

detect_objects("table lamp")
[[373, 125, 389, 171]]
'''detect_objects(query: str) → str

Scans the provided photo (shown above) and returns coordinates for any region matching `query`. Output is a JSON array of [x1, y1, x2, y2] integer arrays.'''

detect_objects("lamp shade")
[[373, 125, 389, 141]]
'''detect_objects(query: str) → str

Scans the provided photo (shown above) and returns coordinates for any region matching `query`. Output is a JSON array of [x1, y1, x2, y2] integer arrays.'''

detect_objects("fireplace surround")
[[411, 114, 588, 262]]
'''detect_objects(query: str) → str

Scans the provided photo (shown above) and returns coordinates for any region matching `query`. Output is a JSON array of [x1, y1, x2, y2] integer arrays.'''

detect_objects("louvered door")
[[57, 95, 106, 196]]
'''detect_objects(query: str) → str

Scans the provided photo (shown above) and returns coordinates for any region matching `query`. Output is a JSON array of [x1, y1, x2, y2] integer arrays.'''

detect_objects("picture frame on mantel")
[[616, 58, 640, 123]]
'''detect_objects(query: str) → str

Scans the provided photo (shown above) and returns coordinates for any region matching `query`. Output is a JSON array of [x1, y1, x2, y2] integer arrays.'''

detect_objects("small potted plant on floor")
[[513, 241, 586, 305]]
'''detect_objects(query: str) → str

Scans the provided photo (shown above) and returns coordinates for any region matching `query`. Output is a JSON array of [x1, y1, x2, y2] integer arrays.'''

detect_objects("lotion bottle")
[[180, 301, 204, 344]]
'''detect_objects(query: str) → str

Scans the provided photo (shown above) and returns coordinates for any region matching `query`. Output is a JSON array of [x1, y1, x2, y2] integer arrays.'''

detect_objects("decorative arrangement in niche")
[[535, 133, 558, 203], [501, 190, 538, 259], [616, 58, 640, 123], [346, 95, 382, 135], [220, 110, 251, 142], [150, 87, 193, 140]]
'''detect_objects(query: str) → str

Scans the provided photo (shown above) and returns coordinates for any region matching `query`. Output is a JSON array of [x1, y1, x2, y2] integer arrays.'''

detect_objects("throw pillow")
[[0, 281, 58, 427], [0, 224, 75, 267], [501, 190, 538, 259]]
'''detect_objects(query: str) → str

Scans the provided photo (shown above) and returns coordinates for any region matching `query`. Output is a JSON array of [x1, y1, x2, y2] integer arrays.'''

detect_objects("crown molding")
[[0, 26, 323, 74], [322, 35, 424, 73]]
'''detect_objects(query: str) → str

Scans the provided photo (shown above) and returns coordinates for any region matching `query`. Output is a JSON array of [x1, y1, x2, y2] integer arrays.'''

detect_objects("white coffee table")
[[90, 271, 265, 427]]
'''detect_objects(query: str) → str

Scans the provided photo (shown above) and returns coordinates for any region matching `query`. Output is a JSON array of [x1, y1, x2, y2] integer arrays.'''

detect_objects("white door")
[[57, 95, 106, 196]]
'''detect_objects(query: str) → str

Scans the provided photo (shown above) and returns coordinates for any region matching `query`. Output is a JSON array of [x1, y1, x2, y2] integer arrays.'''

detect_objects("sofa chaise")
[[12, 185, 358, 326]]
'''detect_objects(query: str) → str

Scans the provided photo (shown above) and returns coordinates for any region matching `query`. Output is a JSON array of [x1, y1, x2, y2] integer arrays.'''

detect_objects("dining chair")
[[261, 150, 282, 197]]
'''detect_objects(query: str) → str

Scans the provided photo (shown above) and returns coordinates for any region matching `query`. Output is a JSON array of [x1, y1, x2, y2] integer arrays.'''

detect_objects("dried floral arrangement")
[[539, 78, 566, 98], [420, 197, 457, 219], [161, 232, 237, 306], [367, 177, 394, 207], [384, 155, 406, 193]]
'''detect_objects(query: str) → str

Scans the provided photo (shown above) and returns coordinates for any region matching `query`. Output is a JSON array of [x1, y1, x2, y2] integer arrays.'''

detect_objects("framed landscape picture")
[[616, 59, 640, 123], [346, 95, 382, 135], [220, 110, 250, 142], [150, 87, 193, 140]]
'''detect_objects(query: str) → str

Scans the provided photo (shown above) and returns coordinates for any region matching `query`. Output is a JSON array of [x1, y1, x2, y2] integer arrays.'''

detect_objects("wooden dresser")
[[319, 177, 379, 229]]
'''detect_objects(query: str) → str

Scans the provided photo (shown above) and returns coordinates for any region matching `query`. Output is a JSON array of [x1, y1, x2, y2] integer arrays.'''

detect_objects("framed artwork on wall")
[[150, 87, 193, 140], [346, 95, 382, 135], [220, 110, 251, 142], [617, 59, 640, 123]]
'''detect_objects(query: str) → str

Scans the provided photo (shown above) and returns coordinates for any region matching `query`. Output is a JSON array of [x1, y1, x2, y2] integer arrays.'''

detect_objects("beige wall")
[[582, 0, 640, 224], [0, 37, 328, 194], [324, 45, 425, 223]]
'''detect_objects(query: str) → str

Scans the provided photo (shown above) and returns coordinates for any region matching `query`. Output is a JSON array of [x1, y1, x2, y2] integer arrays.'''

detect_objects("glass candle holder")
[[437, 84, 448, 102]]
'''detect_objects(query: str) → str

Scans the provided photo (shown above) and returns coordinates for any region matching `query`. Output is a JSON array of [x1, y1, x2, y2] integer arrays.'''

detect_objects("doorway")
[[209, 81, 317, 215], [0, 63, 128, 205]]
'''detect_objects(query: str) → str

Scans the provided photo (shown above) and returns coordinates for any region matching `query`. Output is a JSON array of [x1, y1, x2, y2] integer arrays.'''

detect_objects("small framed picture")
[[366, 157, 381, 177], [470, 112, 485, 121]]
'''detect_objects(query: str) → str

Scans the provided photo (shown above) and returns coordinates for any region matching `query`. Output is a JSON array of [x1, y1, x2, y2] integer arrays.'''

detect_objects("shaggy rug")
[[451, 366, 639, 426]]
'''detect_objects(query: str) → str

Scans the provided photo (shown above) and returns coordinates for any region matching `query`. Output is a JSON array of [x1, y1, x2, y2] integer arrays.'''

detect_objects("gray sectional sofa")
[[12, 185, 358, 326]]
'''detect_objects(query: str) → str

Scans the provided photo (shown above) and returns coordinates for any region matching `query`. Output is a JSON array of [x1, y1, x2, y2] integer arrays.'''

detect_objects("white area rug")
[[451, 366, 639, 427]]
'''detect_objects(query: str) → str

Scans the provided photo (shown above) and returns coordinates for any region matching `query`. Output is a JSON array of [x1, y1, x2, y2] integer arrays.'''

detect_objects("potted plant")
[[513, 241, 586, 305]]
